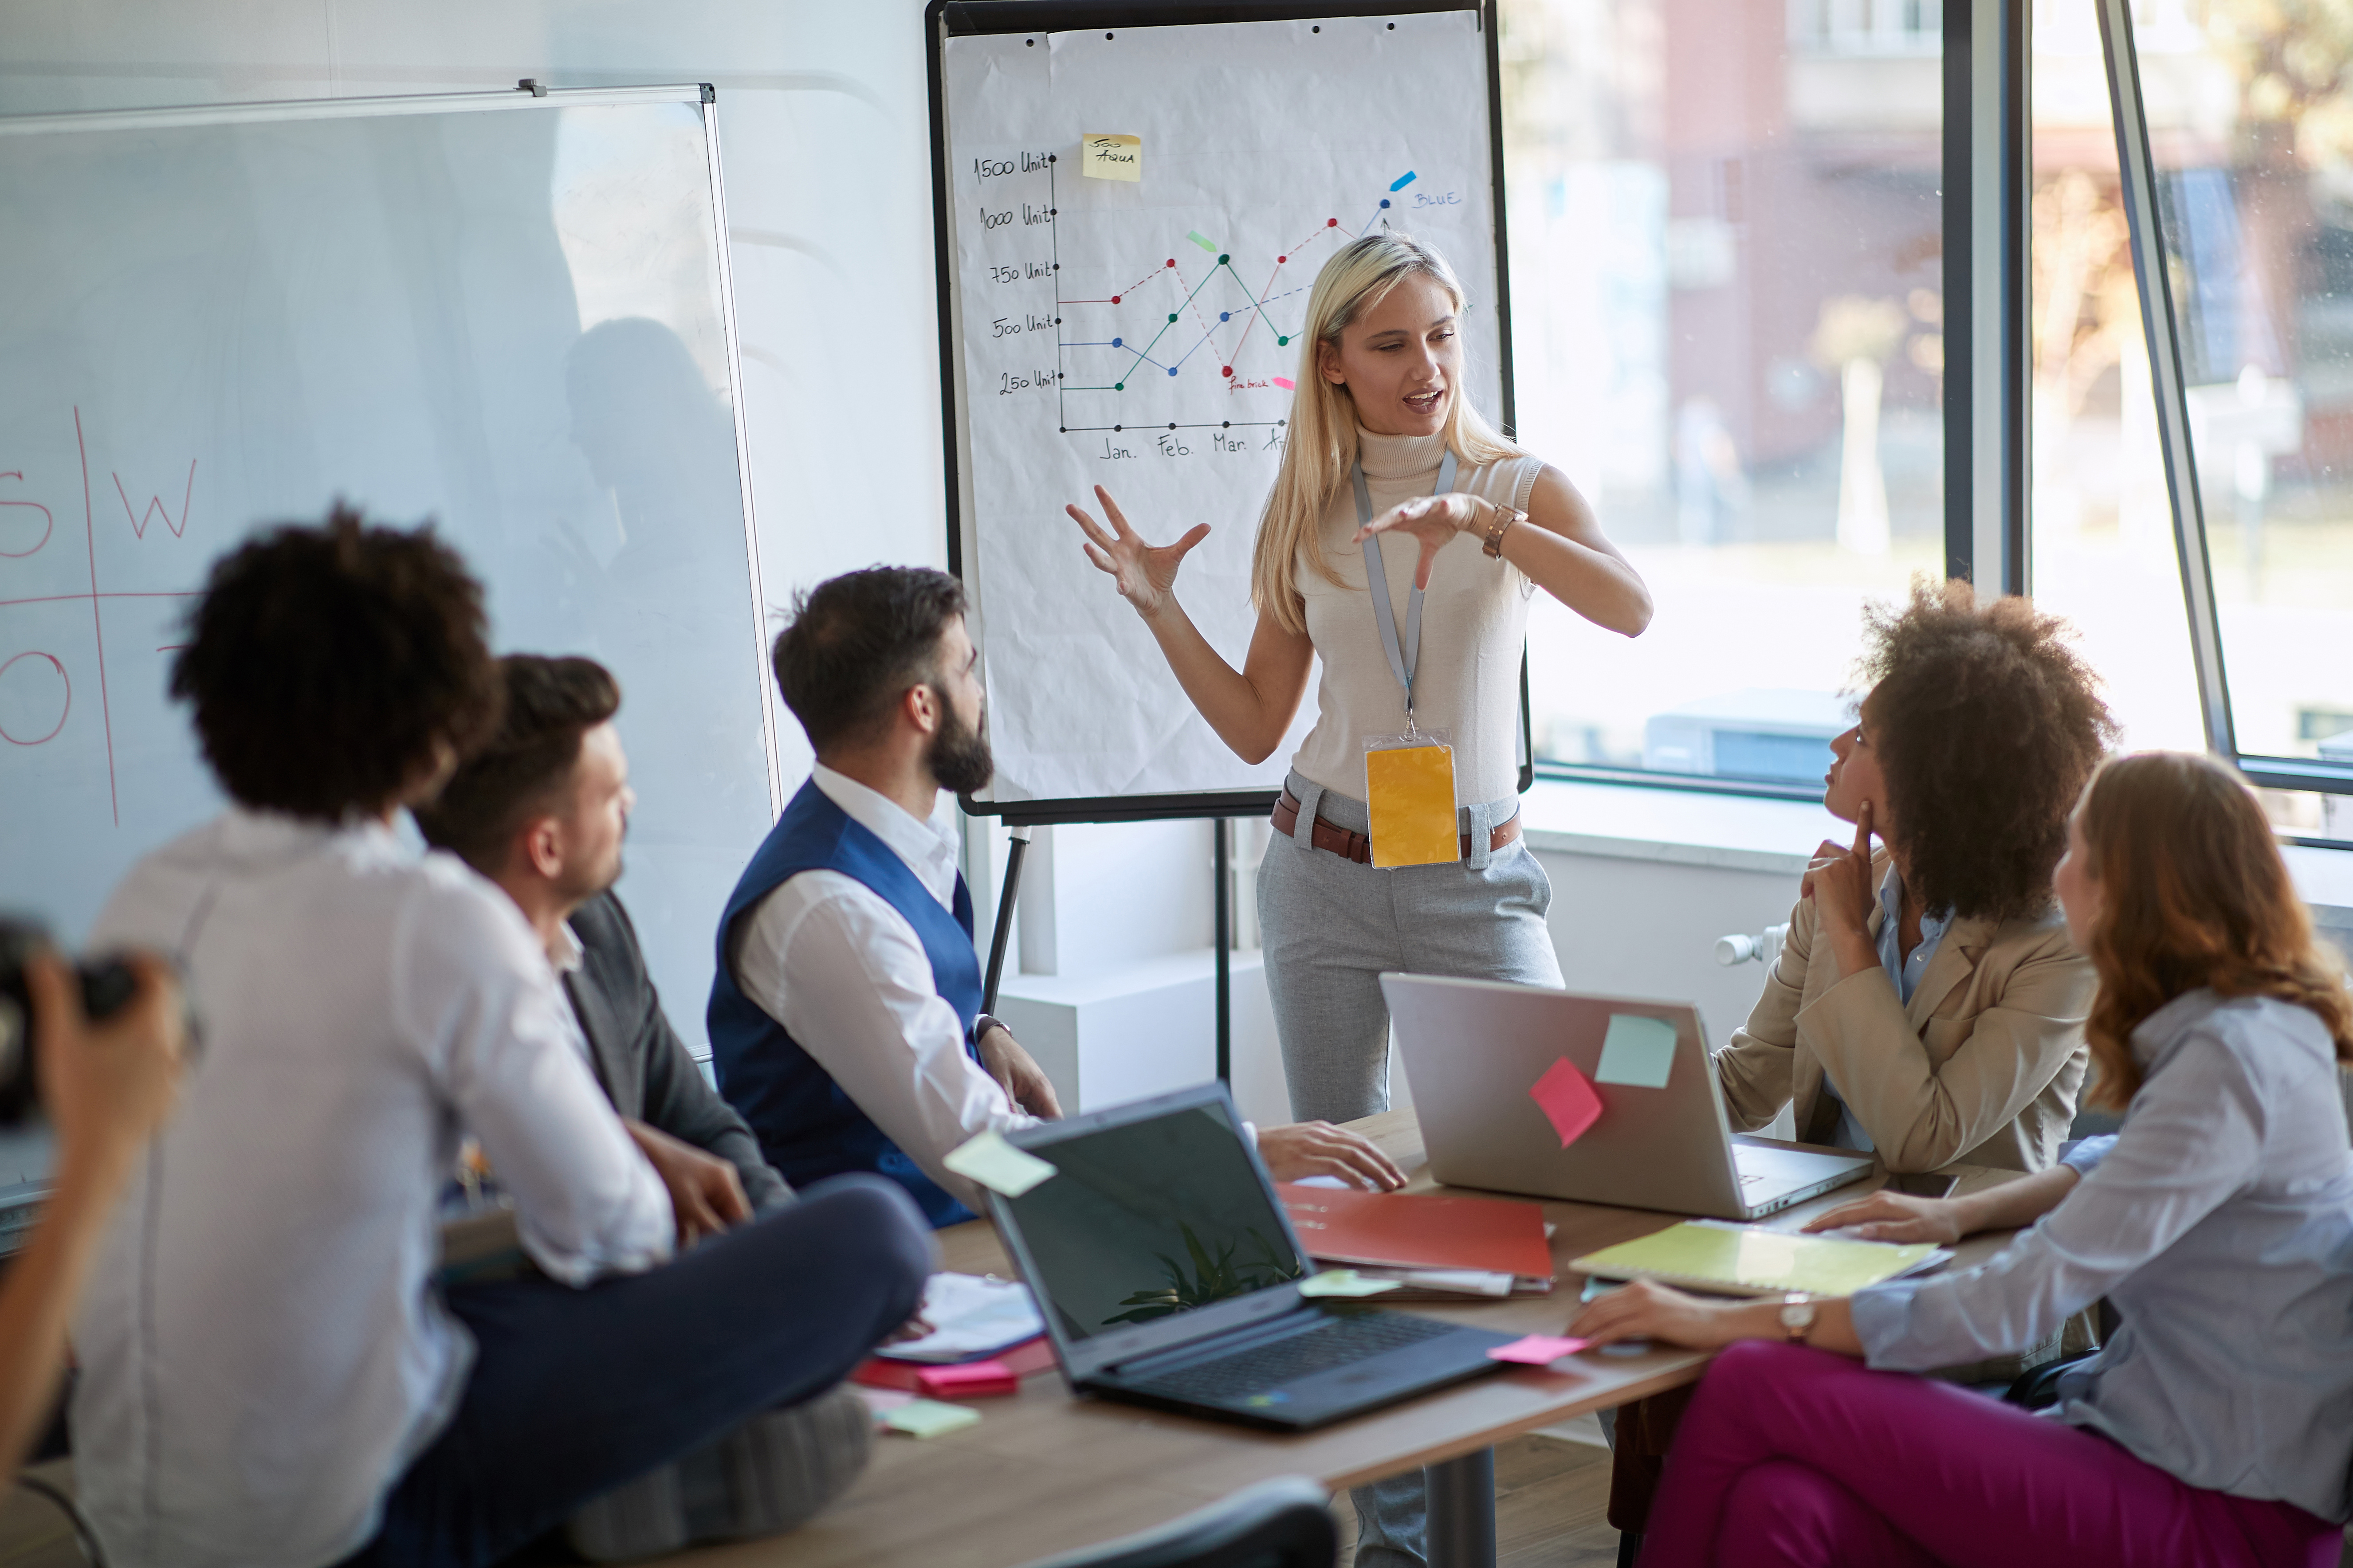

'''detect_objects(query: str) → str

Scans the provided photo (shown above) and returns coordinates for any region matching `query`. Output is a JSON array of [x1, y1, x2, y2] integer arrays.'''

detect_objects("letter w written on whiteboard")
[[114, 461, 197, 538]]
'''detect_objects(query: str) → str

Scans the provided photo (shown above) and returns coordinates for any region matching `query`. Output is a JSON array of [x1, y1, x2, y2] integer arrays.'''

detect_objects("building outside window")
[[2037, 0, 2353, 837], [1501, 0, 1945, 792]]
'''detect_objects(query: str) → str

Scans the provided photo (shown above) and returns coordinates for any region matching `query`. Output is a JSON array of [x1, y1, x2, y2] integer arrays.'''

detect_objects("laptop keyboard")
[[1123, 1311, 1455, 1402]]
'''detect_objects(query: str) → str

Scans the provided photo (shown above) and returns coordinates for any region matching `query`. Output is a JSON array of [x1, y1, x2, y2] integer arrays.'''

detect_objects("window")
[[2028, 0, 2208, 757], [2098, 0, 2353, 836], [1501, 0, 1944, 792]]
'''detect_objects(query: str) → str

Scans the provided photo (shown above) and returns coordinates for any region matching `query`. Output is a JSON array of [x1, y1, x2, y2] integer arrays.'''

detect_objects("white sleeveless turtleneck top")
[[1288, 427, 1544, 808]]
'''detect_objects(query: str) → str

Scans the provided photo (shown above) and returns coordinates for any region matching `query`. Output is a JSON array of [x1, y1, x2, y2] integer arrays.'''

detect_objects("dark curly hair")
[[171, 506, 505, 821], [413, 655, 620, 873], [1857, 578, 2116, 924]]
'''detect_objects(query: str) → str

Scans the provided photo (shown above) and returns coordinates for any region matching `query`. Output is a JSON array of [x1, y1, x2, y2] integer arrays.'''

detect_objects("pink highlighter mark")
[[1272, 376, 1295, 390], [1529, 1057, 1603, 1147], [1487, 1333, 1590, 1366]]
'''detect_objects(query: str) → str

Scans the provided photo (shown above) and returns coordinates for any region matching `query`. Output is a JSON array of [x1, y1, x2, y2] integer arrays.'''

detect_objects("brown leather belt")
[[1271, 788, 1521, 866]]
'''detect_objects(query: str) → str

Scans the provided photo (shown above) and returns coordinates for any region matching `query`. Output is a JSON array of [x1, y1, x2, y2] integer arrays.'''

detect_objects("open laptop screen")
[[998, 1097, 1308, 1345]]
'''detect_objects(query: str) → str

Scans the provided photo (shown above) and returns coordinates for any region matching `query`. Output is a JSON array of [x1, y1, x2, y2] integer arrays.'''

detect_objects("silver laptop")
[[1382, 974, 1873, 1219]]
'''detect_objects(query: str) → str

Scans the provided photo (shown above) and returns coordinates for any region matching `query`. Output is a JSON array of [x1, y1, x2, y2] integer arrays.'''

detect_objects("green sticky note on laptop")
[[943, 1130, 1057, 1198], [1594, 1014, 1677, 1089]]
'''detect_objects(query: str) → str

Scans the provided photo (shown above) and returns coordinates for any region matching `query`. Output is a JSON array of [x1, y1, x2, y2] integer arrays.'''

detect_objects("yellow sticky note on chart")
[[1365, 743, 1459, 869], [1080, 133, 1142, 181]]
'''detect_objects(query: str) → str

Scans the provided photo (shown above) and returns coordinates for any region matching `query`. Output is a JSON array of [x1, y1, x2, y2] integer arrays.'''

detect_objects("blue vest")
[[708, 780, 982, 1227]]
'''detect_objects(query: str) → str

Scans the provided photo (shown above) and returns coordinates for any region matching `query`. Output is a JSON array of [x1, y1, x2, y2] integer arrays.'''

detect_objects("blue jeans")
[[341, 1175, 934, 1568]]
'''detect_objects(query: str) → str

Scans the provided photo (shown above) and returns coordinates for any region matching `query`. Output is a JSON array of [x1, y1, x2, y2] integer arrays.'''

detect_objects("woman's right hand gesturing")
[[1067, 486, 1211, 618]]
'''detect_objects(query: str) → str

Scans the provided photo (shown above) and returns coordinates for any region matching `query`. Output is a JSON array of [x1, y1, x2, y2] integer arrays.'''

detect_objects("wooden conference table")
[[674, 1111, 2023, 1568]]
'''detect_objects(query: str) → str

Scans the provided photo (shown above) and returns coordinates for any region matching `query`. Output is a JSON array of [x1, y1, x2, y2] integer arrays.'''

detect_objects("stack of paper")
[[873, 1272, 1045, 1364]]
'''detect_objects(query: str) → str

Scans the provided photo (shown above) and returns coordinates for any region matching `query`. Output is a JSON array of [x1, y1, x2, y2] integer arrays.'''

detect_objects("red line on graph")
[[1226, 259, 1288, 365], [1171, 261, 1218, 342], [75, 407, 119, 825]]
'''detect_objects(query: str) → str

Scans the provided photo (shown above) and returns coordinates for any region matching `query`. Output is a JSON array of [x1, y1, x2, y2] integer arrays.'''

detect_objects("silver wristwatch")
[[1779, 1292, 1817, 1345]]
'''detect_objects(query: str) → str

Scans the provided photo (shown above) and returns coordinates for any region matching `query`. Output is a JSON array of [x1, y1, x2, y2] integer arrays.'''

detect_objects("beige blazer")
[[1715, 852, 2095, 1173]]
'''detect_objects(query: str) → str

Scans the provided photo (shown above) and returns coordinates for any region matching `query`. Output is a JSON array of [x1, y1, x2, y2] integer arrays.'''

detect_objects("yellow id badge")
[[1365, 733, 1459, 869]]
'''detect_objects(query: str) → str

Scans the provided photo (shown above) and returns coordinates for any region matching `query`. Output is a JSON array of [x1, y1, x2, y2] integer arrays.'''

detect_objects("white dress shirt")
[[73, 808, 673, 1568], [731, 765, 1035, 1211]]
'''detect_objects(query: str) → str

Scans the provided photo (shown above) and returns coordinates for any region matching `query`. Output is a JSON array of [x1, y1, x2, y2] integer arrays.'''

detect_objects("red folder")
[[851, 1334, 1056, 1392], [1278, 1184, 1555, 1281]]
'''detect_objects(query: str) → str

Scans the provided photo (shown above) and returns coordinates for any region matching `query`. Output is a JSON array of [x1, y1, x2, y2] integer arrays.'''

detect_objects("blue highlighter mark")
[[1390, 171, 1418, 192]]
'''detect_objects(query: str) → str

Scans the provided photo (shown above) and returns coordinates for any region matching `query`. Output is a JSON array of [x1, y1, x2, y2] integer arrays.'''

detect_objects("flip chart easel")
[[930, 0, 1523, 1080]]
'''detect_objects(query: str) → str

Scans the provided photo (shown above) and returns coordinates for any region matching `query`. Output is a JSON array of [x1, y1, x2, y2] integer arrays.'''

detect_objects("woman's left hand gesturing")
[[1355, 492, 1485, 590]]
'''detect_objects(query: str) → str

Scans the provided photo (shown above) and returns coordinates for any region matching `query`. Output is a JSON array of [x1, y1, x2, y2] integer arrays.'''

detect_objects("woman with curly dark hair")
[[1712, 577, 2117, 1174]]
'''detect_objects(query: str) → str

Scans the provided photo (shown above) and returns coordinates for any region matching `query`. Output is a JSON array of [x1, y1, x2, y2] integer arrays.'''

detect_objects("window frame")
[[2096, 0, 2353, 799]]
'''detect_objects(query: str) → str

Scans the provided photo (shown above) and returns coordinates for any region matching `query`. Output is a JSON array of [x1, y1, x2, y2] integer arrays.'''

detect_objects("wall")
[[0, 0, 950, 790]]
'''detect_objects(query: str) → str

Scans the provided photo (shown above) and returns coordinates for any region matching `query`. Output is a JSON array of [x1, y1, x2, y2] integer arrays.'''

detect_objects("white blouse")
[[1288, 426, 1544, 808]]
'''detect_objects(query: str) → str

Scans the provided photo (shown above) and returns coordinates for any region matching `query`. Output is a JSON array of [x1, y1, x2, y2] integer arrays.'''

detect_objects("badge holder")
[[1365, 724, 1459, 869], [1355, 447, 1461, 869]]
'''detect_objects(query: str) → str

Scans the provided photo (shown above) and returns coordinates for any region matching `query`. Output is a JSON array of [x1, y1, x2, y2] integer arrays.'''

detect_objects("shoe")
[[564, 1383, 875, 1561]]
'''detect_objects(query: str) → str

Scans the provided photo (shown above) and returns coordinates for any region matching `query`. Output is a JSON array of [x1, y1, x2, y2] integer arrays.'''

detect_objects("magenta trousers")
[[1640, 1341, 2340, 1568]]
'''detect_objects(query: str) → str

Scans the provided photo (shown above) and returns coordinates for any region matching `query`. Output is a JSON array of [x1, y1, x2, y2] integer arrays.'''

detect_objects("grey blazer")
[[564, 890, 792, 1213]]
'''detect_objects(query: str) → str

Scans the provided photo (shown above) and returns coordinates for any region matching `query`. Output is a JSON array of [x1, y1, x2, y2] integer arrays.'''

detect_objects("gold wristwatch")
[[1779, 1293, 1817, 1345], [1479, 500, 1524, 559]]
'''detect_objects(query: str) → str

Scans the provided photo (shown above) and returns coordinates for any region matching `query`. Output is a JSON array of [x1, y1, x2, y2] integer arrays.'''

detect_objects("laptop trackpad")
[[1734, 1143, 1873, 1185]]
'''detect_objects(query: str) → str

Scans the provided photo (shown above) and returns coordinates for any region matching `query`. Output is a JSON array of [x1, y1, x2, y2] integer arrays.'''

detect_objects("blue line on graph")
[[1390, 171, 1416, 191]]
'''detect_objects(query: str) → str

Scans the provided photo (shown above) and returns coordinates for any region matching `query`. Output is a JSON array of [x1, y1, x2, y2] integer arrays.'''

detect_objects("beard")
[[925, 684, 994, 796]]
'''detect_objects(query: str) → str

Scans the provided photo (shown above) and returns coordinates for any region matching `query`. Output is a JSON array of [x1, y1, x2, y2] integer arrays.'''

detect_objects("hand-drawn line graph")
[[1045, 161, 1431, 436], [0, 409, 201, 823]]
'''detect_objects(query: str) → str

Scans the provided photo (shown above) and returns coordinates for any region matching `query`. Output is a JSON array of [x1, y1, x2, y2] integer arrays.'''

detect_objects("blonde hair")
[[1249, 232, 1524, 634]]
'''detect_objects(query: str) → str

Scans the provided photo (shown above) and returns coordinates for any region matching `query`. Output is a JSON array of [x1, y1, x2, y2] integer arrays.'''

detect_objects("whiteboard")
[[0, 85, 776, 1057], [935, 7, 1506, 810]]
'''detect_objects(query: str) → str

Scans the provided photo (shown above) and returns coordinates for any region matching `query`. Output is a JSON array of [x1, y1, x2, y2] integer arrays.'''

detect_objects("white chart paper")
[[942, 15, 1501, 804]]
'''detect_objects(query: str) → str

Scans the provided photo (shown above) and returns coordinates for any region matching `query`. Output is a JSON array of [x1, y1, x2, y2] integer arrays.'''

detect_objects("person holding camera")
[[0, 948, 184, 1475]]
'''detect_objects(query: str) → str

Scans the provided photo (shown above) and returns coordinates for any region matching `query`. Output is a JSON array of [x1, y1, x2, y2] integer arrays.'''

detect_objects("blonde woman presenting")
[[1067, 231, 1650, 1127]]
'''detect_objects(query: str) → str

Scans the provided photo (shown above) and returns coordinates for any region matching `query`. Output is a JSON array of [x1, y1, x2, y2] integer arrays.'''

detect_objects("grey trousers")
[[1256, 773, 1564, 1568], [1257, 772, 1565, 1125]]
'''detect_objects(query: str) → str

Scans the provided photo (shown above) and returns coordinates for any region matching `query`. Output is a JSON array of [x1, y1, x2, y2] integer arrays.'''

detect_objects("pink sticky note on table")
[[1486, 1333, 1590, 1366], [1529, 1057, 1603, 1146], [915, 1360, 1020, 1399]]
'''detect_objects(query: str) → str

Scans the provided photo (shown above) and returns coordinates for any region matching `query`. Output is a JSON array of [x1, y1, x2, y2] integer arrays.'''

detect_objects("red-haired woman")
[[1571, 752, 2353, 1567]]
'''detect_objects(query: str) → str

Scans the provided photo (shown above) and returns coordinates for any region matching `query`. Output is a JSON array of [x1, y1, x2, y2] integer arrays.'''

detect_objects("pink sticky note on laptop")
[[1529, 1057, 1603, 1147]]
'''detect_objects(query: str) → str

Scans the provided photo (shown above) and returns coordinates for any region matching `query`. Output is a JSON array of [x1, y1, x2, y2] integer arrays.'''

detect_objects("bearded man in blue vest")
[[709, 567, 1407, 1227]]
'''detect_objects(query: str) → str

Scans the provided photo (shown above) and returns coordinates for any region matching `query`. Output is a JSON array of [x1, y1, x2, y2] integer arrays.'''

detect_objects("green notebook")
[[1570, 1219, 1946, 1298]]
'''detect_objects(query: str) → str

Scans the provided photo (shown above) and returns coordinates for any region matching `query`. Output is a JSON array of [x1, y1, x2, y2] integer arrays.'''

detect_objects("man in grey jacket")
[[416, 653, 790, 1234]]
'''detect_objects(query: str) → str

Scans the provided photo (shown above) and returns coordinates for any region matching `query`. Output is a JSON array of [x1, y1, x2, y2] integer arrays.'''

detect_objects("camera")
[[0, 918, 140, 1128]]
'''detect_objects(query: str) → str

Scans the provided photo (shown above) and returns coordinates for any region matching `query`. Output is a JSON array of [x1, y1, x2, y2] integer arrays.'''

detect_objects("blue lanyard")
[[1353, 448, 1458, 725]]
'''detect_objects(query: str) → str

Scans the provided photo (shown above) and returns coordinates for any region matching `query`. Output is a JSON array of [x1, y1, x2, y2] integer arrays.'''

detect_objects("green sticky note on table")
[[1595, 1014, 1677, 1090], [883, 1399, 982, 1439], [1297, 1268, 1400, 1298], [943, 1130, 1057, 1198]]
